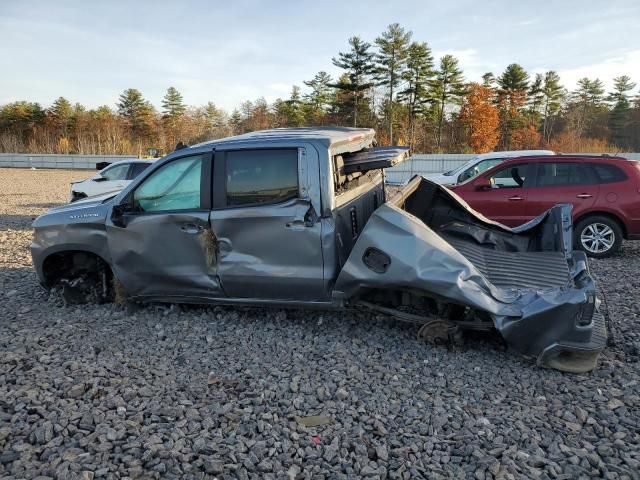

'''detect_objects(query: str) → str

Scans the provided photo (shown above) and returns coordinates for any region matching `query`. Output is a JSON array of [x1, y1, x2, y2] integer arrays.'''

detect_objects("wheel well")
[[42, 251, 111, 287], [574, 212, 627, 239]]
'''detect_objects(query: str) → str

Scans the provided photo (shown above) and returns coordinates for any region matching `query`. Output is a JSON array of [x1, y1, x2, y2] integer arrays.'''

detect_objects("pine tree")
[[568, 78, 606, 137], [331, 36, 376, 127], [608, 75, 637, 148], [202, 102, 226, 129], [116, 88, 155, 144], [229, 109, 243, 134], [303, 71, 333, 118], [194, 101, 228, 140], [117, 89, 147, 119], [430, 54, 465, 150], [375, 23, 412, 144], [498, 64, 530, 92], [527, 73, 544, 122], [280, 86, 305, 127], [575, 78, 605, 106], [398, 41, 434, 148], [497, 64, 530, 148], [541, 71, 564, 143], [482, 72, 496, 88], [49, 97, 73, 137], [162, 86, 186, 118]]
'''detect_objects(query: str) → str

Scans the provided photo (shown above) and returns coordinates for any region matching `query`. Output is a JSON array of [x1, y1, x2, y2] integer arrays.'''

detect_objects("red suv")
[[450, 155, 640, 257]]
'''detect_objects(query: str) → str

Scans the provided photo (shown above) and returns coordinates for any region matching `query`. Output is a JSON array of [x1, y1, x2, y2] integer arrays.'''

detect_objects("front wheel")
[[574, 216, 622, 258]]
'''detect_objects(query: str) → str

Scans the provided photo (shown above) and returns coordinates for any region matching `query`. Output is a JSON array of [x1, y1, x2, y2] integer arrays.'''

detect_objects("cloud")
[[267, 83, 293, 94], [433, 48, 499, 81], [557, 49, 640, 91]]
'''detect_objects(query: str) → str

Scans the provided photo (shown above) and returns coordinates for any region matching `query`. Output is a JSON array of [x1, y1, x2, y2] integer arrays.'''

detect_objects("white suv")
[[70, 160, 153, 202], [425, 150, 555, 186]]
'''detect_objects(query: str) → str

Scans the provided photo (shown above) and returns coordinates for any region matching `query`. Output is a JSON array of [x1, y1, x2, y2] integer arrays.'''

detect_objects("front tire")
[[574, 215, 622, 258]]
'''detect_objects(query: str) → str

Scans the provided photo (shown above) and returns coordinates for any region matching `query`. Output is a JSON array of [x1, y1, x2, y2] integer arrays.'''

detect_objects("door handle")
[[576, 194, 593, 199], [286, 202, 318, 229], [508, 196, 523, 201], [285, 219, 306, 228], [180, 223, 204, 234]]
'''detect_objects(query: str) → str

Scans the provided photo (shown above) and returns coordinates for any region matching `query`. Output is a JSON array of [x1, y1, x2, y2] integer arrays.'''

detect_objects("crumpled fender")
[[335, 203, 523, 313]]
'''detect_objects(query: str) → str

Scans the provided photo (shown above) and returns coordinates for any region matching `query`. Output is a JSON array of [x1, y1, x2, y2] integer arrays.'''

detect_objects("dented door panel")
[[106, 211, 221, 298], [211, 198, 325, 300]]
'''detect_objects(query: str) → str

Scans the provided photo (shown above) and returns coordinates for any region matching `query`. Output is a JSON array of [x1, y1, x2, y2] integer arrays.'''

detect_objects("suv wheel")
[[574, 216, 622, 258]]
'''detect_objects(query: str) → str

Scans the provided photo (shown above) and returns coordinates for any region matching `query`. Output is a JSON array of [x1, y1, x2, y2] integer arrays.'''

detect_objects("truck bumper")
[[536, 310, 607, 373]]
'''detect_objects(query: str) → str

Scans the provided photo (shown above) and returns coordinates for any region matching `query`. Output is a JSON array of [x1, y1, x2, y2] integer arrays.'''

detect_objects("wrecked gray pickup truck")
[[31, 127, 606, 372]]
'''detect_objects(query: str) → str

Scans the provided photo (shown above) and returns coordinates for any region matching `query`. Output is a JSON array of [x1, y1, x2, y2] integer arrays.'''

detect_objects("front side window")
[[128, 162, 151, 179], [488, 163, 531, 188], [459, 158, 503, 182], [225, 149, 298, 206], [536, 162, 595, 187], [133, 155, 203, 212], [101, 164, 130, 181]]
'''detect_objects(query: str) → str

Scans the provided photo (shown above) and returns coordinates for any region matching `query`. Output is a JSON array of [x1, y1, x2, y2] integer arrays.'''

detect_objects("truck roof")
[[193, 127, 375, 150]]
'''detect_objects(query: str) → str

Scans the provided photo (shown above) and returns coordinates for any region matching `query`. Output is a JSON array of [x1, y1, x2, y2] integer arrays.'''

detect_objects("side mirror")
[[475, 180, 492, 191], [111, 203, 129, 228], [93, 176, 108, 182]]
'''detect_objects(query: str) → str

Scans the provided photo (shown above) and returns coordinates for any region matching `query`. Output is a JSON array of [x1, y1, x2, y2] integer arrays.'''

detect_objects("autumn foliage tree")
[[459, 83, 499, 153]]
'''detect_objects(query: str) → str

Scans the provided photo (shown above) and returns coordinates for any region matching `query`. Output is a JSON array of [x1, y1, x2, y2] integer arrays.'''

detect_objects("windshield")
[[443, 158, 477, 177]]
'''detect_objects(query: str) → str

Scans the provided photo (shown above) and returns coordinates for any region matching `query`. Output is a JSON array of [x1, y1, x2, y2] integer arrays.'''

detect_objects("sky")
[[1, 0, 639, 112]]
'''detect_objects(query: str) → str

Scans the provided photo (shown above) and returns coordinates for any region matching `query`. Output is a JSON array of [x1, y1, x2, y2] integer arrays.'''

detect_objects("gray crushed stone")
[[0, 168, 638, 479]]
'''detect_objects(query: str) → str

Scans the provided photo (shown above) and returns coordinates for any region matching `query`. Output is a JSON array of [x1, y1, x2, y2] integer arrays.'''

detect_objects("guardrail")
[[0, 153, 137, 170]]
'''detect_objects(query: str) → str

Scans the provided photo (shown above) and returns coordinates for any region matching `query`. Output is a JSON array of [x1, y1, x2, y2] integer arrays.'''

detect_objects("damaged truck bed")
[[31, 127, 606, 373], [337, 176, 605, 373]]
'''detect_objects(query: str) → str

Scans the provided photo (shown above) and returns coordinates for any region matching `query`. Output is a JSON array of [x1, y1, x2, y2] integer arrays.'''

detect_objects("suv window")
[[591, 163, 628, 183], [128, 162, 151, 179], [488, 163, 531, 188], [536, 162, 596, 187], [133, 155, 203, 212], [225, 149, 298, 206], [101, 164, 130, 181], [459, 158, 503, 183]]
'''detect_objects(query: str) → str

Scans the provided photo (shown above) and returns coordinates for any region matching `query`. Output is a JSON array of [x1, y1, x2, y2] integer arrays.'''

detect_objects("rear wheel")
[[574, 216, 622, 258]]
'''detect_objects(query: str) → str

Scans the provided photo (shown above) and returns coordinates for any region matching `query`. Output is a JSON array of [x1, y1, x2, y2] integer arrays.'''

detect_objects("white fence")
[[385, 154, 475, 184], [0, 153, 137, 170], [2, 152, 639, 184]]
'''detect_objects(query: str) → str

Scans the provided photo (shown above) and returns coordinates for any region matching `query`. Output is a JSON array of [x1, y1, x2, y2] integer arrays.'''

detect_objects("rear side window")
[[535, 162, 596, 187], [225, 149, 298, 206], [128, 162, 151, 179], [591, 163, 628, 183]]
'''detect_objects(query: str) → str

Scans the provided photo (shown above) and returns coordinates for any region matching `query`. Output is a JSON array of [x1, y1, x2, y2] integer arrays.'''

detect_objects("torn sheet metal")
[[336, 178, 602, 368]]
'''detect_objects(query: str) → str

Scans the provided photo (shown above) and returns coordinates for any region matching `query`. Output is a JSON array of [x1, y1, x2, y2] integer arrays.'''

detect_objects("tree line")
[[1, 23, 639, 156]]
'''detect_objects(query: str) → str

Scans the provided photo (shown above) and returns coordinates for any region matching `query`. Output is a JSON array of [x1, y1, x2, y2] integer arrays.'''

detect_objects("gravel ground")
[[1, 167, 639, 480]]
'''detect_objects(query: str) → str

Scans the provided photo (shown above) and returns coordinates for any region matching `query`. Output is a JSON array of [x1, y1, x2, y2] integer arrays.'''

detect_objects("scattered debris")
[[295, 415, 333, 427]]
